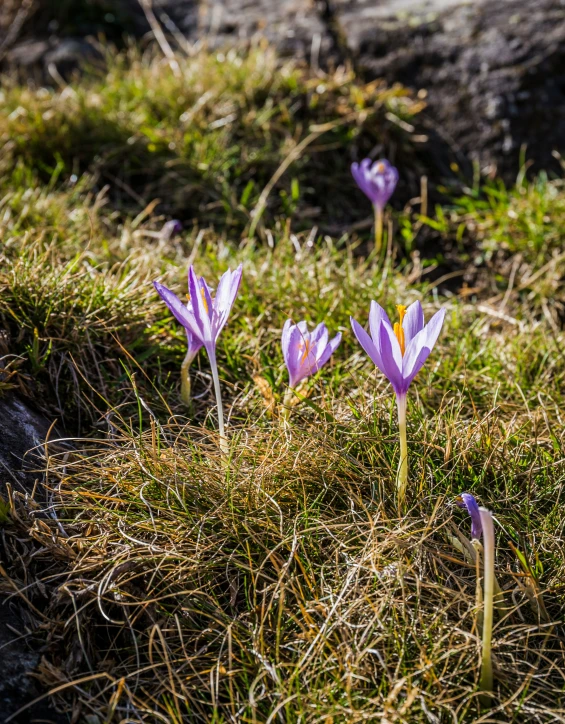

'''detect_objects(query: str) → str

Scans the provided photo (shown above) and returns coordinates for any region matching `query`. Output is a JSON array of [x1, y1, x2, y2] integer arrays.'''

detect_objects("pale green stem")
[[180, 351, 194, 407], [208, 347, 228, 455], [396, 394, 408, 504], [281, 387, 294, 421], [374, 204, 384, 258], [472, 539, 507, 618], [479, 507, 495, 706]]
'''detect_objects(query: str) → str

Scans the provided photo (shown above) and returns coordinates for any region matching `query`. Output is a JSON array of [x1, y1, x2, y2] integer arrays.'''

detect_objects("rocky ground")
[[0, 398, 68, 723]]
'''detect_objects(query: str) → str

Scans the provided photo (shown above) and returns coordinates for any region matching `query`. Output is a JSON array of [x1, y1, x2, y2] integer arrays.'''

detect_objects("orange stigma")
[[393, 304, 407, 356], [376, 161, 385, 173], [300, 339, 312, 363]]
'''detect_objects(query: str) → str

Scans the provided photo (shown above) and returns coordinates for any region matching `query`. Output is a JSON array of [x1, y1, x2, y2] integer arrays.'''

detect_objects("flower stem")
[[180, 351, 193, 407], [374, 204, 384, 258], [281, 387, 294, 420], [396, 393, 408, 504], [479, 507, 495, 706], [208, 348, 228, 455]]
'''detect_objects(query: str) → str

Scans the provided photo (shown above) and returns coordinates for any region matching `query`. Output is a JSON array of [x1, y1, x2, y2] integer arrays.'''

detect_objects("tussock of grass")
[[1, 45, 565, 723], [12, 403, 564, 723]]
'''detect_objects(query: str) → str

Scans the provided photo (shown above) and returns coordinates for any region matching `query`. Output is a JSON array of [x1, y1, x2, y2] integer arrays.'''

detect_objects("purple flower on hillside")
[[456, 493, 483, 541], [154, 280, 203, 363], [154, 265, 242, 452], [351, 300, 445, 501], [350, 300, 445, 398], [351, 158, 399, 211], [282, 320, 341, 389], [160, 219, 183, 241], [154, 265, 242, 355]]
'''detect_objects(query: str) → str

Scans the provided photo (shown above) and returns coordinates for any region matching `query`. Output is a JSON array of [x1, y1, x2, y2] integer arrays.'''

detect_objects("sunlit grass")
[[0, 45, 565, 724]]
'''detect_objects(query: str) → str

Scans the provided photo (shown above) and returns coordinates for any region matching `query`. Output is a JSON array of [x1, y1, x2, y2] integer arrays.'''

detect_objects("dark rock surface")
[[344, 0, 565, 178], [0, 396, 68, 724], [0, 396, 53, 496], [152, 0, 565, 178]]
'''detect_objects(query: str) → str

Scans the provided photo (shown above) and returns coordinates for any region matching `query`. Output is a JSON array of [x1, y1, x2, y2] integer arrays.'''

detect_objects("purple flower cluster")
[[152, 162, 447, 472], [153, 261, 446, 479]]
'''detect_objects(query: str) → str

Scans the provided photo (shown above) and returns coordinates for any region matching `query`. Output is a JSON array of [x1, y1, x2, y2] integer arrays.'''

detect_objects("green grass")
[[1, 46, 565, 723], [0, 45, 419, 237]]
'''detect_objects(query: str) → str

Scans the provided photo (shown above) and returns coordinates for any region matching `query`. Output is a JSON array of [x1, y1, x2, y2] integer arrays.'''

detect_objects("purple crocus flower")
[[351, 158, 399, 211], [154, 265, 242, 355], [160, 219, 183, 241], [350, 300, 445, 502], [351, 158, 399, 255], [154, 265, 242, 452], [153, 279, 202, 406], [350, 301, 445, 398], [282, 320, 341, 389], [456, 493, 483, 541]]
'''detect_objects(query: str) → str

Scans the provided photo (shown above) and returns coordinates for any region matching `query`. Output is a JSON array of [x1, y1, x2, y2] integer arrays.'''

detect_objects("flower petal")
[[351, 317, 384, 370], [402, 308, 446, 387], [154, 282, 203, 340], [185, 328, 203, 361], [286, 323, 308, 388], [402, 325, 430, 379], [351, 160, 376, 204], [188, 267, 212, 343], [281, 319, 294, 366], [311, 323, 329, 359], [456, 493, 483, 540], [215, 265, 242, 316], [369, 301, 392, 344], [402, 301, 424, 347], [310, 322, 328, 344], [424, 307, 446, 351], [313, 332, 341, 372], [377, 321, 405, 393]]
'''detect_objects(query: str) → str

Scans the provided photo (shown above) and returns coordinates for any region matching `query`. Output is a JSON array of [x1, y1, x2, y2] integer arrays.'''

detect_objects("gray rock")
[[150, 0, 565, 178], [341, 0, 565, 177], [5, 36, 101, 80], [0, 396, 68, 724]]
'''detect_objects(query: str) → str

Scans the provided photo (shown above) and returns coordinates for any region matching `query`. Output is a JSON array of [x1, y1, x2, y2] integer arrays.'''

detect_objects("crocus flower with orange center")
[[281, 320, 341, 414], [154, 265, 242, 453], [351, 300, 445, 502]]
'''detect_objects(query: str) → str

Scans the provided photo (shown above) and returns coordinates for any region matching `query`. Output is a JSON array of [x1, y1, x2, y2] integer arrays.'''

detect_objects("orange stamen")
[[187, 288, 209, 314], [300, 339, 312, 363], [393, 304, 407, 356], [200, 287, 209, 314]]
